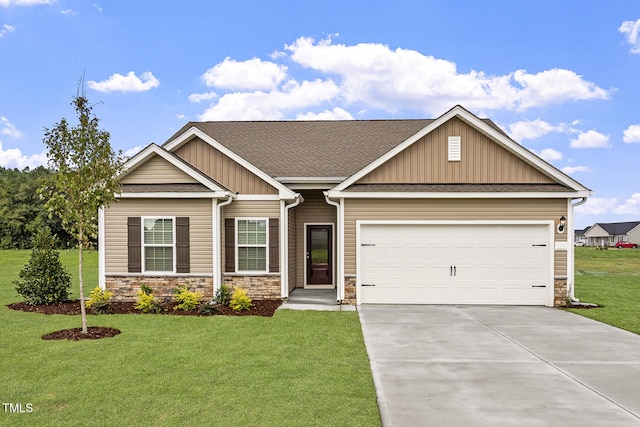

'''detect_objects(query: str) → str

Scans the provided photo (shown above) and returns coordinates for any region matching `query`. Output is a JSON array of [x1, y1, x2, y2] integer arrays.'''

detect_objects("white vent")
[[448, 136, 461, 161]]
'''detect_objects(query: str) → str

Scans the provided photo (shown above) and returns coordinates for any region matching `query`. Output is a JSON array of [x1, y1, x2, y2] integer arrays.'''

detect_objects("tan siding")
[[174, 137, 277, 194], [121, 155, 198, 184], [357, 117, 555, 184], [294, 191, 337, 287], [555, 250, 567, 277], [288, 208, 297, 292], [104, 199, 213, 274], [343, 198, 567, 275], [221, 200, 281, 272]]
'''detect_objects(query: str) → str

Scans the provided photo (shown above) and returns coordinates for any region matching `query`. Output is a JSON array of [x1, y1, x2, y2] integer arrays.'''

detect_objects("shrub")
[[14, 228, 72, 305], [134, 285, 162, 313], [198, 299, 219, 315], [85, 286, 114, 314], [173, 284, 203, 311], [214, 284, 232, 306], [230, 287, 252, 311]]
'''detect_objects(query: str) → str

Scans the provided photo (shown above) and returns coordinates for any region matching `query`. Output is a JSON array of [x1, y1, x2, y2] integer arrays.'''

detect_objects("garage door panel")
[[360, 224, 551, 305]]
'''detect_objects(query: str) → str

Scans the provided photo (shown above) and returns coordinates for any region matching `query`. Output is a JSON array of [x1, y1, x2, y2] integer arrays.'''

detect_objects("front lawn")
[[567, 246, 640, 335], [0, 250, 380, 426]]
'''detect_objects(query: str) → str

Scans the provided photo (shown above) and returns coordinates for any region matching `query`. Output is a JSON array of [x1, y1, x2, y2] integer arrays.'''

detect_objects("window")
[[236, 218, 268, 272], [143, 217, 174, 272], [448, 136, 461, 161]]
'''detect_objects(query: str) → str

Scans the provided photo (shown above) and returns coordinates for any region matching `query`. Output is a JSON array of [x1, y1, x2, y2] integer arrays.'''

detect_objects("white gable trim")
[[164, 127, 297, 200], [333, 105, 590, 194], [121, 144, 228, 194]]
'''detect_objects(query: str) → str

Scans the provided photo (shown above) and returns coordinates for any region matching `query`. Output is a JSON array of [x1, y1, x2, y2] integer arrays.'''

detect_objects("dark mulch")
[[42, 327, 121, 341]]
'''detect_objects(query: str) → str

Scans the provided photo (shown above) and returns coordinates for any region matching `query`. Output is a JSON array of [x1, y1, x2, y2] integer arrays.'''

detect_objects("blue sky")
[[1, 0, 639, 228]]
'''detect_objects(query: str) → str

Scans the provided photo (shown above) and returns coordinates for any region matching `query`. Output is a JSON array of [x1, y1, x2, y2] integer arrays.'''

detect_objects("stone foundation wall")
[[343, 276, 356, 305], [105, 276, 213, 301], [554, 277, 568, 307], [222, 275, 281, 300]]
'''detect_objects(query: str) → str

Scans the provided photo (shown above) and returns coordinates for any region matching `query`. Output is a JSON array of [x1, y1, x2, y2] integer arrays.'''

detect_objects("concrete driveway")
[[359, 305, 640, 426]]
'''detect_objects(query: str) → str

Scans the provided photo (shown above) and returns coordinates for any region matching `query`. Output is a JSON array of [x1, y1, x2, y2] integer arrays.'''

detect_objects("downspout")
[[324, 192, 343, 302], [281, 194, 302, 299], [568, 197, 588, 302], [214, 193, 235, 294]]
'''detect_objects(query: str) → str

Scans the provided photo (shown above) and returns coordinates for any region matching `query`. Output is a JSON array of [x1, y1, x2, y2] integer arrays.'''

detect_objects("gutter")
[[281, 194, 302, 298], [215, 193, 236, 293], [324, 192, 344, 303], [569, 197, 588, 302]]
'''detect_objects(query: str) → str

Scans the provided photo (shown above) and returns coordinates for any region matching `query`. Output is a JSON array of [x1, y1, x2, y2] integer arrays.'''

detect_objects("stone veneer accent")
[[343, 276, 357, 305], [554, 277, 568, 307], [222, 275, 281, 300], [105, 276, 213, 301]]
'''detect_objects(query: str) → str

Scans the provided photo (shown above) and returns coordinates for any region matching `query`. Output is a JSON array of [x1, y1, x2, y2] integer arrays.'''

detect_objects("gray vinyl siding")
[[343, 198, 568, 276], [104, 198, 213, 274]]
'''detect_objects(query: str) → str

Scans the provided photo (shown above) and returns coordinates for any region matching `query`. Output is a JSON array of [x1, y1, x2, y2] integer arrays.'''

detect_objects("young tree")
[[41, 93, 124, 333]]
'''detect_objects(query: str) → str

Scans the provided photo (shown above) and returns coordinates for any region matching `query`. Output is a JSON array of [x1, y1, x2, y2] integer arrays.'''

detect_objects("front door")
[[306, 225, 333, 285]]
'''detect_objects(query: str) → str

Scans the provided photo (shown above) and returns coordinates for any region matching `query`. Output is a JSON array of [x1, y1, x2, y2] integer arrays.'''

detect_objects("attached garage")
[[357, 222, 554, 306]]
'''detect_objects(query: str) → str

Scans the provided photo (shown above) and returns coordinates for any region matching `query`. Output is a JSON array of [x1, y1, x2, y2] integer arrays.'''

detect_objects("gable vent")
[[448, 136, 461, 161]]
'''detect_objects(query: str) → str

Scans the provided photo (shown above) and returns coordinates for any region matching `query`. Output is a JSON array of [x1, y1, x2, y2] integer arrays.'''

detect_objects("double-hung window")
[[236, 218, 268, 272], [143, 217, 174, 272]]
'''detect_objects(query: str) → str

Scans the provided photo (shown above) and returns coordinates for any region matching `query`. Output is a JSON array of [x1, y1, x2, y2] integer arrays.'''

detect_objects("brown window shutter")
[[225, 218, 235, 272], [127, 217, 141, 273], [269, 218, 279, 273], [176, 217, 190, 273]]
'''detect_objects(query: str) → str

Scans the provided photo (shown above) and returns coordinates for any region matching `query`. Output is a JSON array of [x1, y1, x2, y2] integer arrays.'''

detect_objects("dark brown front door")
[[306, 225, 332, 285]]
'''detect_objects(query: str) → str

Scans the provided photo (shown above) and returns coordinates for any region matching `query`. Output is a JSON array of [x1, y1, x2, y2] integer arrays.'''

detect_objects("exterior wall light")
[[557, 215, 566, 234]]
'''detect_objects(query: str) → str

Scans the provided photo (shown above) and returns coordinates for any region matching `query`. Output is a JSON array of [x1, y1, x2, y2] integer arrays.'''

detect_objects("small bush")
[[230, 287, 252, 311], [85, 287, 114, 314], [135, 285, 162, 313], [214, 284, 232, 306], [173, 284, 203, 311], [198, 299, 219, 316], [14, 228, 72, 305]]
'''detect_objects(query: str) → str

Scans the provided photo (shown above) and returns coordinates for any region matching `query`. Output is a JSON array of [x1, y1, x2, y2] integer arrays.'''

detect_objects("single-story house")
[[574, 227, 589, 246], [583, 221, 640, 247], [99, 105, 591, 307]]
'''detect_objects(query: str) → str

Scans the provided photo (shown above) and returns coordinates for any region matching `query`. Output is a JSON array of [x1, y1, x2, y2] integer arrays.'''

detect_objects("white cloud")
[[296, 107, 354, 120], [615, 193, 640, 214], [619, 19, 640, 54], [531, 147, 562, 162], [570, 130, 610, 148], [0, 24, 15, 38], [61, 9, 75, 15], [508, 119, 555, 141], [0, 140, 47, 169], [123, 145, 144, 158], [198, 79, 339, 121], [188, 91, 218, 103], [623, 124, 640, 143], [202, 57, 287, 91], [1, 116, 22, 138], [0, 0, 51, 6], [561, 165, 590, 174], [87, 71, 160, 93], [575, 197, 618, 216]]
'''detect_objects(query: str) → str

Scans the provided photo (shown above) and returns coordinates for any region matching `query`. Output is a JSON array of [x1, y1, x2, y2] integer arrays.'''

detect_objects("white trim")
[[215, 195, 235, 291], [118, 192, 228, 199], [98, 207, 106, 289], [327, 190, 590, 199], [142, 216, 176, 274], [164, 127, 297, 200], [333, 105, 590, 194], [235, 217, 269, 274], [276, 177, 346, 183], [448, 136, 461, 161], [303, 223, 336, 289], [355, 220, 555, 307], [281, 195, 302, 298]]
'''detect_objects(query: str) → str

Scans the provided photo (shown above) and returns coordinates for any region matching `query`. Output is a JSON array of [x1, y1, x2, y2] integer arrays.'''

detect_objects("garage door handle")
[[531, 285, 546, 288], [532, 244, 547, 247], [361, 283, 376, 287], [361, 243, 376, 247], [450, 266, 456, 276]]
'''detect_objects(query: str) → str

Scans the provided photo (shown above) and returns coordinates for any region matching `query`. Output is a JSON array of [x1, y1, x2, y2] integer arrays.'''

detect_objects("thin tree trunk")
[[79, 226, 88, 334]]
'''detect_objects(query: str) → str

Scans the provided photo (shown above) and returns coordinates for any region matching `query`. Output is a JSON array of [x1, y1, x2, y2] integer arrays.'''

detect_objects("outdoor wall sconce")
[[557, 215, 566, 234]]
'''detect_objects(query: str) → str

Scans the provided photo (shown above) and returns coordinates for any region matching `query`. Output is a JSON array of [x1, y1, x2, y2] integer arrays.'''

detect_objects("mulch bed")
[[8, 299, 283, 341]]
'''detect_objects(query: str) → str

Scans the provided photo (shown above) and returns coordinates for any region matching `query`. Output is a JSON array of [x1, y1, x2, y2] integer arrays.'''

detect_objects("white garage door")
[[359, 223, 551, 305]]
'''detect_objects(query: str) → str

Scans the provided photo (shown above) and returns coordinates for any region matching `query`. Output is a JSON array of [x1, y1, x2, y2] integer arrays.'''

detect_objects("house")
[[99, 105, 591, 307], [583, 221, 640, 247], [574, 227, 589, 246]]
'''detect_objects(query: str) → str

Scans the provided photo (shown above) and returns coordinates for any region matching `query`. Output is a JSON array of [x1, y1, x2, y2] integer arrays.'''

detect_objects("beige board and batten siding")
[[104, 198, 213, 274], [294, 191, 338, 287], [357, 117, 556, 184], [121, 155, 199, 184], [174, 137, 277, 195], [343, 198, 567, 275], [221, 200, 281, 272]]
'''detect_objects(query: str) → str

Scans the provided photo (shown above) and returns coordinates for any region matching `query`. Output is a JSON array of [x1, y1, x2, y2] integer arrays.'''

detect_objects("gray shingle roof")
[[595, 221, 640, 235], [343, 183, 573, 192]]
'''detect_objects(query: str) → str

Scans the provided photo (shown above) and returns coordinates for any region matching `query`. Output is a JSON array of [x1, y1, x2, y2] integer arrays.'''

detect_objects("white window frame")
[[142, 216, 176, 273], [235, 217, 269, 273]]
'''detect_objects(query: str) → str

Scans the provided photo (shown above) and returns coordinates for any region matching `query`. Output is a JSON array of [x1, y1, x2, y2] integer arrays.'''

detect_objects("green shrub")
[[214, 284, 232, 306], [13, 227, 72, 305], [135, 285, 162, 313], [85, 286, 114, 314], [198, 299, 219, 315], [173, 284, 203, 311], [230, 287, 252, 311]]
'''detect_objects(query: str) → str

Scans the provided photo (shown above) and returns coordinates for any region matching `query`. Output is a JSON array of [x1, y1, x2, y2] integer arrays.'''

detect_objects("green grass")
[[566, 246, 640, 335], [0, 250, 380, 426]]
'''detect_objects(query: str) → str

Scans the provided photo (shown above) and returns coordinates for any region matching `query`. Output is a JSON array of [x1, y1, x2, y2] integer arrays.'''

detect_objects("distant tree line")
[[0, 166, 75, 249]]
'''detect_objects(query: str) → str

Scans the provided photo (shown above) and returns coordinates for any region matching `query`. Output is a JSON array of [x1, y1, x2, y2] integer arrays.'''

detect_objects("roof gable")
[[593, 221, 640, 235]]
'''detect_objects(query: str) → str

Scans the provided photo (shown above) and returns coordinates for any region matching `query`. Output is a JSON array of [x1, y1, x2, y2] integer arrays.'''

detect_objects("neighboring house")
[[583, 221, 640, 247], [99, 105, 591, 307], [574, 227, 589, 246]]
